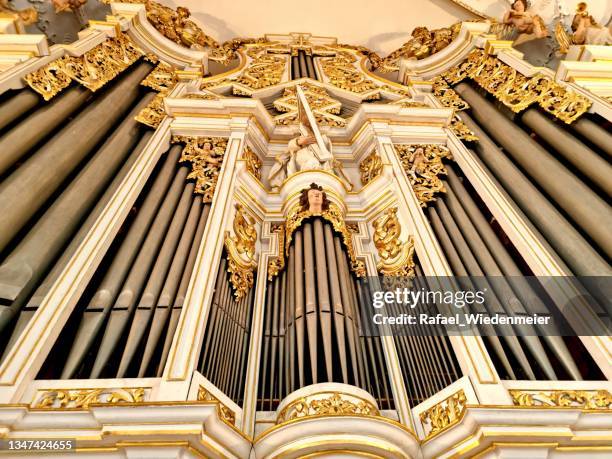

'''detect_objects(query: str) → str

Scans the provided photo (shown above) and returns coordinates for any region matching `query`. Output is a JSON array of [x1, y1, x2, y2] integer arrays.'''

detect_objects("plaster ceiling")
[[162, 0, 478, 54]]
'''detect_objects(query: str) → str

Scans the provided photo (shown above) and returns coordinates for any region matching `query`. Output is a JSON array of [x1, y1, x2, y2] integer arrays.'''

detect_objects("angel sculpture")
[[503, 0, 549, 44]]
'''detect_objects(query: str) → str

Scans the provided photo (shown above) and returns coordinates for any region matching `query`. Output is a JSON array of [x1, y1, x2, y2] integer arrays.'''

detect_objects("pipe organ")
[[0, 3, 610, 458]]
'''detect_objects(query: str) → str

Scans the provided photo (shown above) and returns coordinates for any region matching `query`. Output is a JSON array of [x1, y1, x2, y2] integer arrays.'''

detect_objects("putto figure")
[[503, 0, 549, 42], [571, 2, 612, 45]]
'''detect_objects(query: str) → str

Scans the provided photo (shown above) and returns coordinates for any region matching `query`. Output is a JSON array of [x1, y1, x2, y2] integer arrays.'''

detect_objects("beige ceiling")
[[163, 0, 479, 54]]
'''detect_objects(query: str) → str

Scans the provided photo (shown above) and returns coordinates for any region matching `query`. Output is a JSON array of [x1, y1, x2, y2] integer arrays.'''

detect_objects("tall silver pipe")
[[0, 89, 40, 131], [0, 86, 91, 175], [302, 222, 318, 383], [570, 116, 612, 159], [313, 219, 333, 381], [455, 82, 612, 259], [90, 165, 189, 378], [521, 108, 612, 196], [445, 167, 582, 380], [0, 98, 153, 331], [458, 111, 610, 276], [293, 230, 305, 387], [61, 145, 182, 379], [0, 62, 153, 255]]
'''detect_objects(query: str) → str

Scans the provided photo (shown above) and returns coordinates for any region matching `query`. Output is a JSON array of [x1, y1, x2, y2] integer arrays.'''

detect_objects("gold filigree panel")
[[276, 392, 379, 424], [224, 204, 258, 300], [24, 34, 142, 101], [197, 386, 236, 425], [242, 145, 262, 180], [320, 50, 378, 95], [172, 136, 227, 202], [395, 144, 452, 207], [140, 61, 177, 92], [273, 82, 346, 127], [234, 44, 287, 92], [267, 223, 285, 281], [135, 93, 165, 128], [32, 388, 146, 409], [510, 389, 612, 409], [420, 389, 467, 440], [440, 49, 592, 124], [372, 207, 416, 278], [359, 149, 383, 185]]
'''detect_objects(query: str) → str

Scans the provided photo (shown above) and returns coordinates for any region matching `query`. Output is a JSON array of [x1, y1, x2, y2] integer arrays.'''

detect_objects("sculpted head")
[[512, 0, 528, 12], [299, 183, 330, 214]]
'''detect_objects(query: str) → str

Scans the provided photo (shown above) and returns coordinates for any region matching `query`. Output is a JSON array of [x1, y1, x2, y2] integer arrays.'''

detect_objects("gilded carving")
[[440, 49, 592, 123], [140, 61, 177, 92], [320, 50, 378, 94], [285, 184, 365, 277], [510, 389, 612, 409], [359, 150, 383, 185], [420, 389, 467, 439], [395, 144, 452, 207], [172, 136, 227, 202], [61, 34, 142, 92], [432, 77, 470, 112], [372, 207, 416, 278], [24, 34, 142, 101], [450, 115, 478, 142], [267, 224, 285, 281], [276, 392, 379, 424], [273, 82, 346, 127], [224, 204, 258, 300], [242, 145, 262, 180], [24, 59, 72, 101], [135, 93, 165, 128], [32, 388, 146, 409], [197, 386, 236, 425], [235, 44, 287, 91], [390, 98, 430, 108]]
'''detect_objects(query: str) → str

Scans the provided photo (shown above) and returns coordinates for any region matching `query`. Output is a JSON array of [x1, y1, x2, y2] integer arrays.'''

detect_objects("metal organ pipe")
[[454, 82, 612, 260], [0, 89, 40, 131]]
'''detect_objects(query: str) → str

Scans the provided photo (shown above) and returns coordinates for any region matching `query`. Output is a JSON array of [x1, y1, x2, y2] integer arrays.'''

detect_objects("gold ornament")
[[372, 207, 416, 277], [224, 204, 258, 300], [242, 145, 262, 180], [359, 149, 383, 185], [320, 50, 378, 94], [135, 93, 166, 128], [395, 144, 452, 207], [24, 59, 72, 101], [432, 77, 470, 111], [140, 61, 177, 92], [440, 49, 592, 124], [24, 34, 142, 100], [32, 388, 145, 409], [267, 224, 285, 281], [197, 386, 236, 425], [273, 82, 346, 127], [450, 115, 478, 141], [390, 98, 430, 108], [172, 136, 228, 202], [234, 44, 287, 92], [276, 392, 379, 424], [420, 389, 467, 440], [510, 389, 612, 409]]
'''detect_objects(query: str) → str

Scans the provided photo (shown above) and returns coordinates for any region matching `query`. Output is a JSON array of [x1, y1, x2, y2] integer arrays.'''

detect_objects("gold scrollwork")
[[273, 82, 346, 127], [32, 388, 146, 409], [234, 44, 287, 92], [372, 207, 416, 278], [140, 61, 177, 92], [276, 392, 379, 424], [509, 389, 612, 409], [24, 34, 142, 100], [224, 203, 258, 300], [440, 49, 592, 124], [135, 93, 165, 128], [267, 223, 285, 281], [432, 77, 470, 112], [197, 386, 236, 425], [242, 145, 262, 180], [320, 50, 378, 95], [395, 144, 452, 207], [450, 115, 478, 141], [172, 136, 228, 203], [285, 200, 366, 277], [359, 150, 383, 185], [24, 59, 72, 101], [420, 389, 467, 440]]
